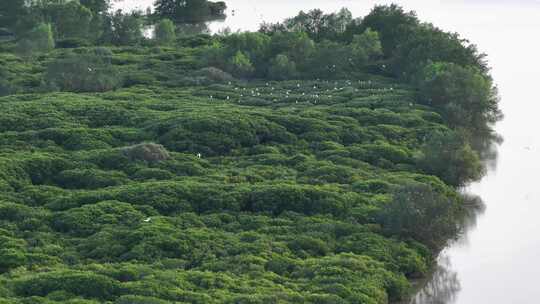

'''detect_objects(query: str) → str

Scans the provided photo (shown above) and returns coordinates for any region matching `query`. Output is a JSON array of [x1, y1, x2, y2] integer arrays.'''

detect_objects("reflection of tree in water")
[[410, 194, 486, 304], [453, 193, 486, 247], [410, 255, 461, 304], [472, 130, 503, 172]]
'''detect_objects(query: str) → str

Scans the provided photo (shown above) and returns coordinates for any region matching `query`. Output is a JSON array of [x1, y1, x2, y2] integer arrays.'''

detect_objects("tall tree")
[[80, 0, 110, 14], [101, 10, 143, 45], [154, 18, 176, 45], [357, 4, 419, 57], [0, 0, 26, 31], [154, 0, 226, 24], [42, 1, 94, 40]]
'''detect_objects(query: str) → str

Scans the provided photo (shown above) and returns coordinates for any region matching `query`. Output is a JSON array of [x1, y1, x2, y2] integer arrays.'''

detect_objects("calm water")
[[117, 1, 540, 302]]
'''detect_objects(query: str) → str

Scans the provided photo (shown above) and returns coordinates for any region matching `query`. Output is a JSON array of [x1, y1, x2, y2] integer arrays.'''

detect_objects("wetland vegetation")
[[0, 1, 500, 303]]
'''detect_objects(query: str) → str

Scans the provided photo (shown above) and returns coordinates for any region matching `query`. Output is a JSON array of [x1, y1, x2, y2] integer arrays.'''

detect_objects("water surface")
[[116, 1, 540, 302]]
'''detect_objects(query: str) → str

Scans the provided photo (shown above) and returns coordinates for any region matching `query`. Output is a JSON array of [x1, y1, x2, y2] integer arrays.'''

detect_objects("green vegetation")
[[0, 2, 500, 304], [154, 0, 227, 24], [155, 19, 177, 46]]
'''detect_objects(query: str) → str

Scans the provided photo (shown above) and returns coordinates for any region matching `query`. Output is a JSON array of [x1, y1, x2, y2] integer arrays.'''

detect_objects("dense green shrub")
[[52, 200, 144, 236], [14, 271, 120, 300], [45, 52, 120, 92], [378, 183, 460, 248], [417, 131, 484, 187]]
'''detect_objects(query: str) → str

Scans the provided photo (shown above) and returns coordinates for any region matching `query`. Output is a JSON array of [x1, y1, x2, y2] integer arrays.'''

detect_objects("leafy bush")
[[378, 183, 460, 248], [14, 271, 120, 300], [45, 52, 120, 92]]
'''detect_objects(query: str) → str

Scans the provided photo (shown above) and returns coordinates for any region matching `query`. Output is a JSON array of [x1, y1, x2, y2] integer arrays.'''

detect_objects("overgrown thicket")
[[0, 3, 500, 304]]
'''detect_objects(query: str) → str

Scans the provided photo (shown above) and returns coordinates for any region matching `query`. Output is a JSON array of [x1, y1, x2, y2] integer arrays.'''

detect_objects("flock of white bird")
[[203, 80, 400, 107]]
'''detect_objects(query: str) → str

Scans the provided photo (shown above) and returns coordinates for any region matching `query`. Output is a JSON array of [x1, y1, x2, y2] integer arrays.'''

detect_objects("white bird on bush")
[[197, 153, 202, 158], [143, 217, 151, 222]]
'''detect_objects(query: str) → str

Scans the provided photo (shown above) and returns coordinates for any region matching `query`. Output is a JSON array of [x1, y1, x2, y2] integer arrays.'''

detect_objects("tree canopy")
[[154, 0, 227, 24]]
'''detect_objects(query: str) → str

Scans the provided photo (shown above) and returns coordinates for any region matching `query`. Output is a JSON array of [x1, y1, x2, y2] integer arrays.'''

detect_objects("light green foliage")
[[0, 74, 447, 302], [154, 19, 176, 45], [228, 50, 255, 77]]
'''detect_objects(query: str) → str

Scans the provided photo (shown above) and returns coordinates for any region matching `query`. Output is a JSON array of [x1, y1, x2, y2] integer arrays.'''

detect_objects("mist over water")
[[116, 1, 540, 302]]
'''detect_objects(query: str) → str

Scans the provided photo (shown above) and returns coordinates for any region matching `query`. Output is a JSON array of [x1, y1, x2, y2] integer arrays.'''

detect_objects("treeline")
[[1, 3, 500, 139], [0, 0, 226, 47]]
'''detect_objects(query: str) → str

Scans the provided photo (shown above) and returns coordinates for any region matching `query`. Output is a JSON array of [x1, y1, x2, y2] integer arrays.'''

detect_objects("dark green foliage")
[[45, 51, 120, 92], [101, 10, 143, 46], [417, 62, 501, 133], [195, 67, 234, 82], [14, 271, 120, 300], [355, 4, 419, 57], [56, 38, 92, 49], [41, 1, 94, 40], [0, 0, 27, 32], [52, 201, 144, 236], [0, 67, 13, 96], [417, 131, 484, 187], [379, 183, 460, 249], [154, 0, 227, 24], [268, 54, 297, 80], [262, 8, 353, 42], [16, 23, 55, 57], [80, 0, 110, 14]]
